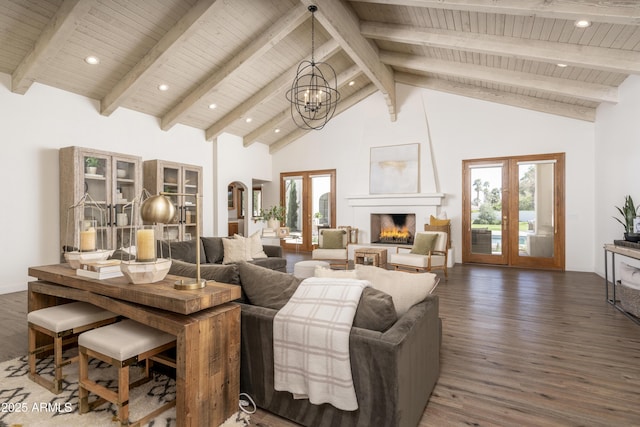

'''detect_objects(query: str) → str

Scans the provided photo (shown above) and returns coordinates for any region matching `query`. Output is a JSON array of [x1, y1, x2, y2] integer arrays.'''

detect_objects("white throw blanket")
[[273, 277, 370, 411]]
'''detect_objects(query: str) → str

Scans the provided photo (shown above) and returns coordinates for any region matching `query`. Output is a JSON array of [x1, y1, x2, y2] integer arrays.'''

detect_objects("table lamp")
[[140, 192, 205, 290]]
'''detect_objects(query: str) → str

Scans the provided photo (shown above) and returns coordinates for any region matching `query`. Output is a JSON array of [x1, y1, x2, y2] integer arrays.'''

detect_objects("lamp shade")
[[140, 195, 175, 224]]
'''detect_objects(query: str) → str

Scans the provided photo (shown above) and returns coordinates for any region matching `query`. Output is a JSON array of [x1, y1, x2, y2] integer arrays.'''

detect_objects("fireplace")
[[371, 214, 416, 245]]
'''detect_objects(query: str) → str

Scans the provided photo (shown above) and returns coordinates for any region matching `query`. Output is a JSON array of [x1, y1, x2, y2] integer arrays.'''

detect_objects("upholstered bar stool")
[[28, 301, 118, 394], [78, 319, 176, 427]]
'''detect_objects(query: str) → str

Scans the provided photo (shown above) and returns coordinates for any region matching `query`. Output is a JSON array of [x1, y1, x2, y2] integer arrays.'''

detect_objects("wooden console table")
[[27, 264, 242, 427], [603, 244, 640, 325]]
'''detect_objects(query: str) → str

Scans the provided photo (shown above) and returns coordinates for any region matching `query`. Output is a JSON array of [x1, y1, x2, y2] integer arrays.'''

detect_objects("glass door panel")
[[464, 162, 508, 265], [311, 174, 332, 245], [283, 176, 303, 247], [162, 166, 180, 240], [183, 168, 199, 241]]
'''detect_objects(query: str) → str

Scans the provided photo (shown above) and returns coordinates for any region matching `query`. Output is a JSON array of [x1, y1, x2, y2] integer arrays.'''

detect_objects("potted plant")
[[614, 195, 640, 242], [85, 157, 99, 174], [260, 205, 285, 230]]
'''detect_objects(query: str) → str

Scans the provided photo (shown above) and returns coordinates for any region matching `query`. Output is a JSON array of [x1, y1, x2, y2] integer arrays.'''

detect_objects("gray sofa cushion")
[[250, 256, 287, 272], [353, 287, 397, 332], [201, 237, 224, 264], [158, 239, 205, 264], [169, 259, 240, 285], [238, 262, 301, 310]]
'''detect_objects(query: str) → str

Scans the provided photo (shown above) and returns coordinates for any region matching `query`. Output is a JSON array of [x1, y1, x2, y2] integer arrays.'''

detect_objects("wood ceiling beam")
[[395, 72, 596, 122], [361, 22, 640, 75], [379, 51, 618, 103], [243, 64, 363, 147], [101, 0, 222, 116], [160, 3, 309, 131], [269, 83, 378, 153], [205, 39, 341, 141], [11, 0, 95, 94], [300, 0, 397, 121], [350, 0, 640, 26]]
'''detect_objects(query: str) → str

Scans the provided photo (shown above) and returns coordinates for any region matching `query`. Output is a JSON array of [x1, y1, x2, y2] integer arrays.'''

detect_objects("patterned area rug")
[[0, 353, 249, 427]]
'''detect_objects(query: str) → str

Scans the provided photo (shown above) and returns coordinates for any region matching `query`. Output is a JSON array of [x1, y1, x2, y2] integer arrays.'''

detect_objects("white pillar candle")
[[79, 228, 96, 251], [137, 229, 156, 261]]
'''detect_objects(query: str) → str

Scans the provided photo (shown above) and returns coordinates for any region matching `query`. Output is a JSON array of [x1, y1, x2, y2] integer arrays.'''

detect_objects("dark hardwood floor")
[[3, 254, 640, 426]]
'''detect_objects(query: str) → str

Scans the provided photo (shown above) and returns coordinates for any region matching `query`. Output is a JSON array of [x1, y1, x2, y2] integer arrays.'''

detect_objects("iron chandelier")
[[286, 5, 340, 130]]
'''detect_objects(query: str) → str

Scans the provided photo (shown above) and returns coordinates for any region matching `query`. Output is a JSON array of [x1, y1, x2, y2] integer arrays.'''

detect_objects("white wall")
[[273, 83, 596, 271], [214, 133, 272, 237], [594, 75, 640, 275], [0, 72, 213, 294]]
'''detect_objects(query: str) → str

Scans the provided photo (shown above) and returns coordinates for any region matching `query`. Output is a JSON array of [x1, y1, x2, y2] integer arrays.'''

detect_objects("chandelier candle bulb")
[[136, 228, 156, 262]]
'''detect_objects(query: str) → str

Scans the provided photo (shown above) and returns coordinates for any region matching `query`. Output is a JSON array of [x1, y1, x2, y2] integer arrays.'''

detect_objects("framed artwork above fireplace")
[[370, 143, 419, 194]]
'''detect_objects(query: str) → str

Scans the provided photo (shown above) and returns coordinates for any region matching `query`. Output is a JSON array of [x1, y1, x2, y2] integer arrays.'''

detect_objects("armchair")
[[388, 231, 448, 278], [312, 228, 349, 269]]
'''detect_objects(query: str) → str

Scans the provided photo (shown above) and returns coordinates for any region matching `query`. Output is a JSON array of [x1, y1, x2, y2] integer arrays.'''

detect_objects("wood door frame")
[[462, 153, 565, 270], [280, 169, 336, 252]]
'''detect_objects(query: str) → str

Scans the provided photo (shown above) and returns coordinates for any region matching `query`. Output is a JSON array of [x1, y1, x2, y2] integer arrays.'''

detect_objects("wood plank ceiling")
[[1, 0, 639, 153]]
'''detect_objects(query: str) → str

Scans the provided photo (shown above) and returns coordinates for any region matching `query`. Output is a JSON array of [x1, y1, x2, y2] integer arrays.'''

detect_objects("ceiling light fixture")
[[274, 128, 281, 133], [208, 103, 217, 109], [556, 63, 568, 68], [85, 56, 100, 65], [348, 81, 355, 86], [158, 84, 169, 91], [286, 5, 339, 130], [574, 19, 591, 28], [245, 117, 252, 123]]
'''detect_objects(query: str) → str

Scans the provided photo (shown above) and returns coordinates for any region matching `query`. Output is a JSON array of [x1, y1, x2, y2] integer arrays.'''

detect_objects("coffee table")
[[354, 247, 388, 268], [27, 264, 241, 427]]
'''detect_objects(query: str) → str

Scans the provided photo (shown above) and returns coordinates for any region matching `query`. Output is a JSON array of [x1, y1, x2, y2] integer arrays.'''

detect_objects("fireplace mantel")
[[346, 193, 445, 207]]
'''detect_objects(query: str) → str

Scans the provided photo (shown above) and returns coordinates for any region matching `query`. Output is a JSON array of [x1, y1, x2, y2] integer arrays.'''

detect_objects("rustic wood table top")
[[28, 263, 241, 315]]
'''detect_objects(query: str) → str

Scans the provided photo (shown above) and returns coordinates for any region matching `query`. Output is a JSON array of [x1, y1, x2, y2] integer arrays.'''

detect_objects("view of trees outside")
[[472, 165, 535, 228]]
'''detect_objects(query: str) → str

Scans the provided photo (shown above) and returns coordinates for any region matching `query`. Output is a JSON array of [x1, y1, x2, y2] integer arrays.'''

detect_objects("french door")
[[280, 170, 336, 252], [462, 153, 565, 270]]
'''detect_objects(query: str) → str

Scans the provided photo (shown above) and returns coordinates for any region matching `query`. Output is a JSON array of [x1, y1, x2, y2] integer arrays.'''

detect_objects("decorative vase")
[[86, 166, 97, 174], [267, 219, 279, 230]]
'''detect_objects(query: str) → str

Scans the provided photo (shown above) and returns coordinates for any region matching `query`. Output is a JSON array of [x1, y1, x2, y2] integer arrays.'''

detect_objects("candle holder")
[[63, 193, 113, 269], [119, 191, 171, 284]]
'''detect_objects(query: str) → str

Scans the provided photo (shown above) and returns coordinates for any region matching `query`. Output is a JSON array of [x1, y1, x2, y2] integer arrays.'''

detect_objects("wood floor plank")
[[2, 259, 639, 426]]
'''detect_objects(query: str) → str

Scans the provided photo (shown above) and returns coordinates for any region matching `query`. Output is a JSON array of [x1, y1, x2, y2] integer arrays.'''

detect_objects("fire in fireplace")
[[371, 214, 416, 245]]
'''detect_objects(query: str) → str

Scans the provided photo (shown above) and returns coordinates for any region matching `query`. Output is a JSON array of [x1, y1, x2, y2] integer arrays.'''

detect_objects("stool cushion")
[[293, 260, 330, 279], [79, 319, 175, 361], [28, 302, 116, 333]]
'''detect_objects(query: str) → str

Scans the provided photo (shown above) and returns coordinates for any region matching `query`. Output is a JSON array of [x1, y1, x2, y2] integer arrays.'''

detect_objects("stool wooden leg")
[[78, 348, 89, 414], [118, 365, 130, 426], [53, 336, 63, 393], [28, 326, 36, 380]]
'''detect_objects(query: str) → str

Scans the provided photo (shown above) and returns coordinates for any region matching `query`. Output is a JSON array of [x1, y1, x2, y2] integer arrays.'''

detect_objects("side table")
[[354, 247, 388, 268]]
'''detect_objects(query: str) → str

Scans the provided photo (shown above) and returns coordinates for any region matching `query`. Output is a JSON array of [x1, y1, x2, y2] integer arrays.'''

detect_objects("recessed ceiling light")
[[158, 84, 169, 91], [348, 81, 355, 86], [556, 63, 568, 68], [274, 128, 281, 133], [208, 103, 217, 109], [245, 117, 252, 123], [574, 19, 591, 28], [85, 56, 100, 65]]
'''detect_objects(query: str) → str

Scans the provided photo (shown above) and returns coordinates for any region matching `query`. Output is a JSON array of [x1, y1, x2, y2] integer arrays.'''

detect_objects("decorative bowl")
[[117, 169, 127, 178], [64, 249, 114, 269], [120, 258, 171, 284]]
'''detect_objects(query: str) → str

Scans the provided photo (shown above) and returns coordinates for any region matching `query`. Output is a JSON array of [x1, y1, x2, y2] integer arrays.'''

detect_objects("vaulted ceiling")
[[1, 0, 639, 153]]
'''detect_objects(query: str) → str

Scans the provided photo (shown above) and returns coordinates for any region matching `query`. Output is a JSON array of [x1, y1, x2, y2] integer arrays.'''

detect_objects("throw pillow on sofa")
[[355, 264, 438, 316], [222, 237, 251, 264], [169, 259, 241, 285], [353, 287, 397, 332], [157, 239, 205, 264], [237, 263, 301, 309], [235, 231, 268, 259]]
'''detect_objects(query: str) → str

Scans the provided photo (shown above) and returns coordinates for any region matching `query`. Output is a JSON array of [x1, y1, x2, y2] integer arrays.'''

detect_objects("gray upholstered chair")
[[312, 228, 349, 269], [388, 231, 448, 278]]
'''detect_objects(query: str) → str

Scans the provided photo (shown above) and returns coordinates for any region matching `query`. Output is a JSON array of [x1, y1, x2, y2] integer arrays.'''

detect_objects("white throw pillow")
[[222, 237, 249, 264], [247, 231, 268, 259], [314, 266, 359, 279], [355, 264, 438, 316]]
